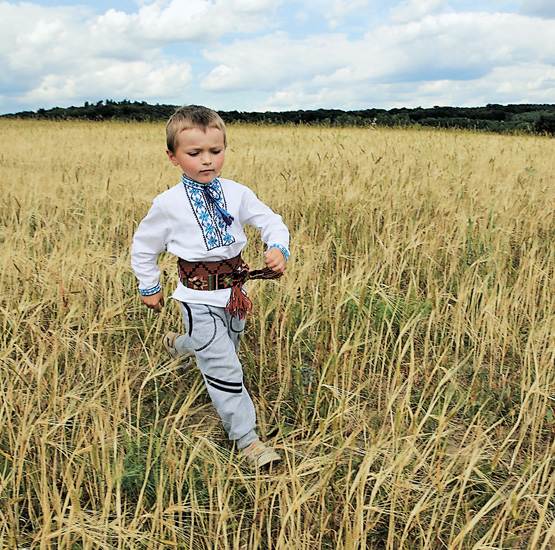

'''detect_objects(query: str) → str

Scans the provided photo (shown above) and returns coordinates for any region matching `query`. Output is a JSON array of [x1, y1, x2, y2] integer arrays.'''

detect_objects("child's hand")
[[265, 248, 287, 274], [140, 291, 165, 312]]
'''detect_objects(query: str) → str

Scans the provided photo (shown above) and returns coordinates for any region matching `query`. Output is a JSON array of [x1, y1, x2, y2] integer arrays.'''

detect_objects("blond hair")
[[166, 105, 227, 153]]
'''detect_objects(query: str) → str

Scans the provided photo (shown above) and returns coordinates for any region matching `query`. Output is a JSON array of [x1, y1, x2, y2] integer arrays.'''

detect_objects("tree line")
[[3, 99, 555, 135]]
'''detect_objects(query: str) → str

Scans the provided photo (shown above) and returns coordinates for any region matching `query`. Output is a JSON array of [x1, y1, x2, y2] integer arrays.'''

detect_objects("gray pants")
[[174, 302, 258, 446]]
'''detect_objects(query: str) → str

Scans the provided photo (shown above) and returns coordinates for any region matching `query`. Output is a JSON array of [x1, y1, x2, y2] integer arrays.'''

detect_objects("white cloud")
[[201, 10, 555, 109], [0, 4, 84, 80], [201, 32, 354, 91], [389, 0, 449, 23], [0, 0, 282, 111], [21, 61, 193, 106], [260, 62, 555, 111], [206, 12, 554, 84], [520, 0, 555, 18], [326, 0, 370, 29], [90, 0, 282, 44], [411, 64, 555, 106]]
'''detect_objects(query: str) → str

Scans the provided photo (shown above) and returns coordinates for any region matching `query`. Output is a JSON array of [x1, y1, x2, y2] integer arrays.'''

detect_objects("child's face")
[[167, 126, 226, 184]]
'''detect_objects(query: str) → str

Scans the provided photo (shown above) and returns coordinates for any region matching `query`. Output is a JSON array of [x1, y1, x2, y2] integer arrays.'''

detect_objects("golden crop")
[[2, 118, 555, 548]]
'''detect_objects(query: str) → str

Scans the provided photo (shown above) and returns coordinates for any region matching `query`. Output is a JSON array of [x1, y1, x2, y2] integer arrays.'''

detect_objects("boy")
[[131, 105, 290, 468]]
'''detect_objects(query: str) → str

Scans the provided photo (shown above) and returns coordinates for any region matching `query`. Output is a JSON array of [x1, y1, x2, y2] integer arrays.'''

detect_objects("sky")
[[1, 0, 554, 114]]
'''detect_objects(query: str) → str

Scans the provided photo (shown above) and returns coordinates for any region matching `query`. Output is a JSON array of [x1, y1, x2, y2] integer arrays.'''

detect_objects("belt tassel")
[[226, 266, 282, 320], [226, 285, 254, 320]]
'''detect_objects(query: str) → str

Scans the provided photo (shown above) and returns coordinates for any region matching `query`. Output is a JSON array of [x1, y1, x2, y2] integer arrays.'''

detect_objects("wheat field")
[[1, 118, 555, 549]]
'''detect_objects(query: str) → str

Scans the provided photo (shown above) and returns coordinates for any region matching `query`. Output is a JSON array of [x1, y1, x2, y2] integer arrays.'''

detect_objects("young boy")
[[131, 105, 290, 468]]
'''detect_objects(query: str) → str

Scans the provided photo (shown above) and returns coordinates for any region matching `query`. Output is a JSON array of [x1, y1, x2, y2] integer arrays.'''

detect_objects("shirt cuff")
[[138, 282, 161, 296], [268, 244, 290, 261]]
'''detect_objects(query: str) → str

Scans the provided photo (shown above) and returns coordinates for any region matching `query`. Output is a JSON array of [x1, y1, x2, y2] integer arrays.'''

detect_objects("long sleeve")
[[241, 188, 290, 256], [130, 197, 170, 292]]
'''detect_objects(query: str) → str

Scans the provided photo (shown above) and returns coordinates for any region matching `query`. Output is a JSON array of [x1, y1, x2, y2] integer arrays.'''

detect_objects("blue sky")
[[1, 0, 554, 114]]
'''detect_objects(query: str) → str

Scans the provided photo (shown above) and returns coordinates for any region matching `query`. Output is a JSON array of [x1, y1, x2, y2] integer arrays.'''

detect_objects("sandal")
[[163, 332, 193, 366], [240, 440, 281, 468]]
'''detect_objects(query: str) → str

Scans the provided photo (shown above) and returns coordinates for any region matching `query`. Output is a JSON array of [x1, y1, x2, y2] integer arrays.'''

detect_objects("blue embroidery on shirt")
[[182, 175, 236, 251]]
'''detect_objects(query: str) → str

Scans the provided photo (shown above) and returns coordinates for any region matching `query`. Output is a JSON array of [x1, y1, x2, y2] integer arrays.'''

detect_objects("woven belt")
[[177, 253, 282, 319], [177, 254, 246, 291]]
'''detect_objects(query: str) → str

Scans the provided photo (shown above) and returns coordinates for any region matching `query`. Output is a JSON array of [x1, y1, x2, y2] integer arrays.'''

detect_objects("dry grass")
[[2, 118, 555, 549]]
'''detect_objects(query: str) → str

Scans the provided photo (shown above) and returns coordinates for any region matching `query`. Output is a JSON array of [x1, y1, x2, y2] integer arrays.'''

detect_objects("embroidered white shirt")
[[131, 177, 290, 307]]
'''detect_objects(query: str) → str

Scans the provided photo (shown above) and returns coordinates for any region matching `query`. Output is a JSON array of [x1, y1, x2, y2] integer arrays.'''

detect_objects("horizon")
[[5, 99, 555, 118]]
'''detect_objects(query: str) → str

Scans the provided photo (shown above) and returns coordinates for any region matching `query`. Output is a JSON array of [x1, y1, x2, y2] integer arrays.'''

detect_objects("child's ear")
[[166, 149, 179, 166]]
